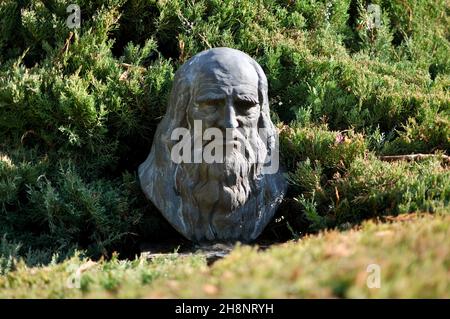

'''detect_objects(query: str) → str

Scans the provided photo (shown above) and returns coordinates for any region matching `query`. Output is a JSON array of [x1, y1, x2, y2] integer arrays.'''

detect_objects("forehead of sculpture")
[[191, 49, 259, 97]]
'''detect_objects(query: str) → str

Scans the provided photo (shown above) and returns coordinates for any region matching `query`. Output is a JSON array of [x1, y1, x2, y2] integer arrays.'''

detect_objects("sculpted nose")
[[222, 102, 239, 129]]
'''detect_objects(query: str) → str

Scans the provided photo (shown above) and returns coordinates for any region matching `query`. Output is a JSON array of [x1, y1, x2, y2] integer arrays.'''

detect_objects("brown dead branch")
[[378, 154, 450, 164]]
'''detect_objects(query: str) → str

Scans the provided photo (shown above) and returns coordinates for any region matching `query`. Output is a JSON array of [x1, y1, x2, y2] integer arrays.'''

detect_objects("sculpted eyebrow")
[[235, 94, 258, 104], [195, 93, 226, 103]]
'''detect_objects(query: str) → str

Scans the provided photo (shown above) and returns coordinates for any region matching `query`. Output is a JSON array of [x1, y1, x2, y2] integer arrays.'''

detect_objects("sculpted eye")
[[235, 99, 258, 111], [198, 99, 224, 109]]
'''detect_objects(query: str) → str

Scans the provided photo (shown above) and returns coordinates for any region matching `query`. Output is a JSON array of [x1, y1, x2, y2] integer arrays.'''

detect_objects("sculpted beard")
[[174, 127, 268, 214]]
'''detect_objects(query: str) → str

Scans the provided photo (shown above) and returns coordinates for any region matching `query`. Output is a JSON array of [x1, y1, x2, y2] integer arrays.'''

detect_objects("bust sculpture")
[[138, 47, 286, 242]]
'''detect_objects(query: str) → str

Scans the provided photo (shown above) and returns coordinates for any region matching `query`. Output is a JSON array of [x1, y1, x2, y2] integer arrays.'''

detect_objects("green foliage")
[[0, 235, 21, 275], [0, 214, 448, 298], [0, 148, 174, 257], [0, 0, 448, 258], [280, 125, 449, 233]]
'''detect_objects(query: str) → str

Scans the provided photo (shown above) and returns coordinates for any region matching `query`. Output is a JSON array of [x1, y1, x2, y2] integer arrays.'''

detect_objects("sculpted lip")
[[199, 138, 241, 148]]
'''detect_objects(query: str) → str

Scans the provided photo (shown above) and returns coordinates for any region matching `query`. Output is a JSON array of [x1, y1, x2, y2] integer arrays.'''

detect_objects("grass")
[[1, 212, 448, 298]]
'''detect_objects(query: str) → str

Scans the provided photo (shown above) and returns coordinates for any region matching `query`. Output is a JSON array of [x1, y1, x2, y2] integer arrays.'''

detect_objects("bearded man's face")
[[175, 56, 267, 218], [188, 55, 261, 132], [138, 47, 286, 242]]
